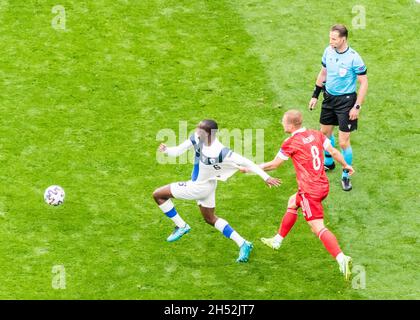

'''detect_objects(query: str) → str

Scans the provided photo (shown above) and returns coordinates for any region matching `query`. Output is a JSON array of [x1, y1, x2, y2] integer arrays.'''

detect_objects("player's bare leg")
[[321, 124, 336, 170], [199, 205, 253, 263], [152, 184, 190, 242], [338, 130, 353, 191], [198, 205, 218, 226], [307, 219, 352, 280], [320, 124, 334, 138], [261, 193, 299, 250], [152, 185, 173, 205]]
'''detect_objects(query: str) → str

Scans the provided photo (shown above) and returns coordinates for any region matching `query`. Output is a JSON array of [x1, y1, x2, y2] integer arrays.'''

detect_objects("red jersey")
[[277, 128, 331, 197]]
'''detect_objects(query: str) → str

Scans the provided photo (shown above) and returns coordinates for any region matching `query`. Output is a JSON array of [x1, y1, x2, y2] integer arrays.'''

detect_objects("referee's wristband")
[[312, 84, 323, 99]]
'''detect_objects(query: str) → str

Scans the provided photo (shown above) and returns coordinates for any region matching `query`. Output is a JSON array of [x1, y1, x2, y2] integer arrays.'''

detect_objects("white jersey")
[[164, 133, 270, 183]]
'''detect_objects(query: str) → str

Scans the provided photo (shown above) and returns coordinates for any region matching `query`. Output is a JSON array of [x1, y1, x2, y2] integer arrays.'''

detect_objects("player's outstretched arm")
[[158, 139, 193, 157], [231, 153, 281, 187], [260, 157, 285, 172], [238, 156, 284, 173], [325, 145, 355, 175]]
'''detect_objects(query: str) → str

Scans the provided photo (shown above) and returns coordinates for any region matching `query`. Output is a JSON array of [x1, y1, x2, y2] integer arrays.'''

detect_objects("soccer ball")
[[44, 185, 65, 206]]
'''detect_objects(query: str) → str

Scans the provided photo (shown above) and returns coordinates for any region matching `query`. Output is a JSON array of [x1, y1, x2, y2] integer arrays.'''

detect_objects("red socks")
[[278, 208, 298, 238], [317, 228, 342, 258], [277, 209, 343, 260]]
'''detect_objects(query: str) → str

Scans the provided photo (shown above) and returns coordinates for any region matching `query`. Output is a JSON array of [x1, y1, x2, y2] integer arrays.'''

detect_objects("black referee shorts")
[[320, 91, 357, 132]]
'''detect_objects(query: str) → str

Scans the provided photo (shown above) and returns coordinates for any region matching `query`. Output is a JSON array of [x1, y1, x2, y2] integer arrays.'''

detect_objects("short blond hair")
[[284, 110, 303, 127], [331, 24, 348, 39]]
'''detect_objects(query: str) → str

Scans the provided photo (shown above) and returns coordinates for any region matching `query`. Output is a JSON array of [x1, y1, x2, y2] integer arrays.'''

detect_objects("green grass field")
[[0, 0, 419, 299]]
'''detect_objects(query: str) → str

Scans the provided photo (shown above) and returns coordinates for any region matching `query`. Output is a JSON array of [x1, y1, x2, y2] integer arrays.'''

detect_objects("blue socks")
[[324, 135, 353, 179], [324, 135, 335, 166], [324, 135, 353, 178], [342, 146, 353, 165], [341, 146, 353, 178], [159, 200, 187, 228], [215, 218, 245, 247]]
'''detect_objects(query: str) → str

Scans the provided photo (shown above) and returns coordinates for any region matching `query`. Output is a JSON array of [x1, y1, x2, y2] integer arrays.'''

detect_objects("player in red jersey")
[[242, 110, 354, 279]]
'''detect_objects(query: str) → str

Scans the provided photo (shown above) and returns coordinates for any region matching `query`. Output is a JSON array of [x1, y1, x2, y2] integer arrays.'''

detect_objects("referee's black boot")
[[341, 170, 352, 191]]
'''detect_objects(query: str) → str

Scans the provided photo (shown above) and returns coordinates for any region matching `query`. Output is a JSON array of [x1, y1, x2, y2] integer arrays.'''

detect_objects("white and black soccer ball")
[[44, 185, 65, 206]]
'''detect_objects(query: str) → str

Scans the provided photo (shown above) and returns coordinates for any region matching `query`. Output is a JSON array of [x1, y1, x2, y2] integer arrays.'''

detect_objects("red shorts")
[[295, 191, 328, 221]]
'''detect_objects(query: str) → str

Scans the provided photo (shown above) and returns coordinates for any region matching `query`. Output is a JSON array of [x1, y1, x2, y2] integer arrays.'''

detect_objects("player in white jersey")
[[153, 119, 280, 262]]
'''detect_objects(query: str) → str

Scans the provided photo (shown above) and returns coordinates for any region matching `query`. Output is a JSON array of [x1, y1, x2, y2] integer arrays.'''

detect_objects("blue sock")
[[324, 135, 335, 166], [165, 207, 177, 218], [215, 218, 245, 247], [341, 146, 353, 178], [159, 200, 186, 228]]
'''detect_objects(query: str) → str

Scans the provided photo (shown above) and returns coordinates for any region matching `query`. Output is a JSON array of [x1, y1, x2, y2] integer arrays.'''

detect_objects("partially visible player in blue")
[[152, 119, 280, 263], [309, 24, 368, 191]]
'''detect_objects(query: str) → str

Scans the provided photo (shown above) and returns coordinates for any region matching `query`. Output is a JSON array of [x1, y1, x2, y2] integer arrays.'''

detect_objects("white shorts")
[[170, 180, 217, 208]]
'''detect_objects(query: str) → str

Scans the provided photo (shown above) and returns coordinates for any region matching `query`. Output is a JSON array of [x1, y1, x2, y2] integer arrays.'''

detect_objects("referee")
[[309, 24, 368, 191]]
